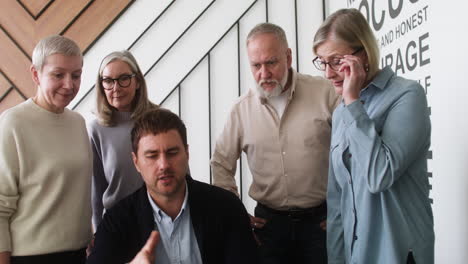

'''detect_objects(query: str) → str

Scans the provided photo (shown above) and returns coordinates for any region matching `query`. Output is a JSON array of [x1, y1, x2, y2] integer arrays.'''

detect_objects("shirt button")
[[282, 151, 286, 155], [354, 235, 358, 240], [285, 174, 288, 177]]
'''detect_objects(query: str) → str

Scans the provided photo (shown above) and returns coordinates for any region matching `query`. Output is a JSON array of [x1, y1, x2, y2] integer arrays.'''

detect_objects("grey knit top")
[[88, 112, 144, 230]]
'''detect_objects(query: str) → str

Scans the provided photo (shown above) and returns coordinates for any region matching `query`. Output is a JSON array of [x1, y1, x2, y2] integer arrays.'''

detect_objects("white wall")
[[72, 0, 324, 214], [326, 0, 467, 263], [430, 2, 468, 263]]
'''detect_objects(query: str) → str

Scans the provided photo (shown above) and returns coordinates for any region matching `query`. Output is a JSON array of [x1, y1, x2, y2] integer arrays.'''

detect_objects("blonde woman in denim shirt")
[[312, 8, 434, 264]]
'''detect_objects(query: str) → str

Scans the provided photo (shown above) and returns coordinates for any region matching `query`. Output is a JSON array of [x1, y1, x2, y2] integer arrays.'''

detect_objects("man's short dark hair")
[[131, 108, 187, 154]]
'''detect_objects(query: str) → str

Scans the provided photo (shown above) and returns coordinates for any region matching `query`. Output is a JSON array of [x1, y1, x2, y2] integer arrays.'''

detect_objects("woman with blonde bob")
[[312, 8, 434, 264], [88, 50, 157, 231], [0, 35, 92, 264]]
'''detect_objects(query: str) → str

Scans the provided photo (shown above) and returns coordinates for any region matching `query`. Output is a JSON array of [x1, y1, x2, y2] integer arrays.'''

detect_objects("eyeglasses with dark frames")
[[312, 48, 363, 71], [101, 74, 136, 90]]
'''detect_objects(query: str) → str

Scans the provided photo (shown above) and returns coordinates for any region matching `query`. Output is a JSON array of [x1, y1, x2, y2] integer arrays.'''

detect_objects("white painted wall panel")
[[181, 58, 210, 184], [431, 1, 468, 263], [131, 0, 214, 73], [159, 87, 179, 116], [210, 27, 239, 146], [75, 89, 96, 122], [268, 1, 298, 69], [210, 27, 243, 190], [297, 0, 324, 76], [144, 0, 256, 104]]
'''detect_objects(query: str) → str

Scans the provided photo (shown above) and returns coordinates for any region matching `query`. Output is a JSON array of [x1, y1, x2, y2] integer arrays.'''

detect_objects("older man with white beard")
[[211, 23, 340, 264]]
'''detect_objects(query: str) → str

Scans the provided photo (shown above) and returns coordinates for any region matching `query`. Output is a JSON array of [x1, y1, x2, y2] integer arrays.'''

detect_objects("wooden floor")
[[0, 0, 134, 113]]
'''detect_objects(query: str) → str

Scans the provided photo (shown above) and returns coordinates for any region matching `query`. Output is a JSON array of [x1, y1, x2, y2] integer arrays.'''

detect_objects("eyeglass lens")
[[102, 74, 134, 89], [313, 48, 363, 71]]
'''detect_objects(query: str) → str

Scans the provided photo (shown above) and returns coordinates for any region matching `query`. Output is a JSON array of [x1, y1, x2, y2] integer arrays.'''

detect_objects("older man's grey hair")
[[246, 23, 289, 49], [32, 35, 82, 71]]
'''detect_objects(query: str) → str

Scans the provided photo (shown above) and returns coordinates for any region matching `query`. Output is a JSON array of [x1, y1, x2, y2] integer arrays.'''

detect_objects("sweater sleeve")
[[89, 123, 109, 231], [0, 114, 20, 252]]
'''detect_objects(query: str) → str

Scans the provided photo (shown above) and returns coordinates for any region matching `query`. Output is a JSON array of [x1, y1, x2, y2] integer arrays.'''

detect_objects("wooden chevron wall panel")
[[0, 73, 10, 96], [17, 0, 54, 19], [0, 72, 23, 113], [0, 0, 134, 113], [0, 29, 34, 98]]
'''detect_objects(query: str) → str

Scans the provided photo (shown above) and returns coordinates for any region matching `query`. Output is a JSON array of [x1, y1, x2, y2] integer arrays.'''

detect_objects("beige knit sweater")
[[0, 99, 92, 256]]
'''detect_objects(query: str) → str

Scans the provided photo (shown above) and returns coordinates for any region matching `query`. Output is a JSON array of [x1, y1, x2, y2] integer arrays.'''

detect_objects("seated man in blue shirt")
[[87, 108, 258, 264]]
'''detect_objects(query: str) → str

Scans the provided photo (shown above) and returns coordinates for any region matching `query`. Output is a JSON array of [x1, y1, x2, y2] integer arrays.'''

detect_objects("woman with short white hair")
[[0, 35, 92, 264]]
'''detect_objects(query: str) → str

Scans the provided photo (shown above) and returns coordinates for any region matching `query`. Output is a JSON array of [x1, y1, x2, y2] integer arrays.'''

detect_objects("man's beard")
[[256, 68, 289, 99]]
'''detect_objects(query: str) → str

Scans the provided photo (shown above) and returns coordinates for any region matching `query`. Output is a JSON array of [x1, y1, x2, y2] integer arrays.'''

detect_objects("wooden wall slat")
[[64, 0, 133, 52], [35, 0, 92, 39], [0, 0, 90, 56], [0, 72, 12, 97], [0, 89, 24, 113], [0, 30, 36, 98], [18, 0, 52, 18]]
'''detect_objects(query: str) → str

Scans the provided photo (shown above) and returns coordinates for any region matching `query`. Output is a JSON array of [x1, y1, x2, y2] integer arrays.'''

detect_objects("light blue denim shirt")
[[327, 67, 434, 264], [147, 184, 202, 264]]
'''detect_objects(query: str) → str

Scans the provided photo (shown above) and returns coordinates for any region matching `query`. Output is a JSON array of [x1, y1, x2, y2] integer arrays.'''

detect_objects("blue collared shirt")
[[327, 67, 434, 264], [147, 184, 202, 264]]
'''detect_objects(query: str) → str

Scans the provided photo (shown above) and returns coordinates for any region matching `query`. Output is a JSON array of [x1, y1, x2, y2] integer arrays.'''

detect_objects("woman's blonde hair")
[[313, 8, 380, 80], [95, 50, 157, 126]]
